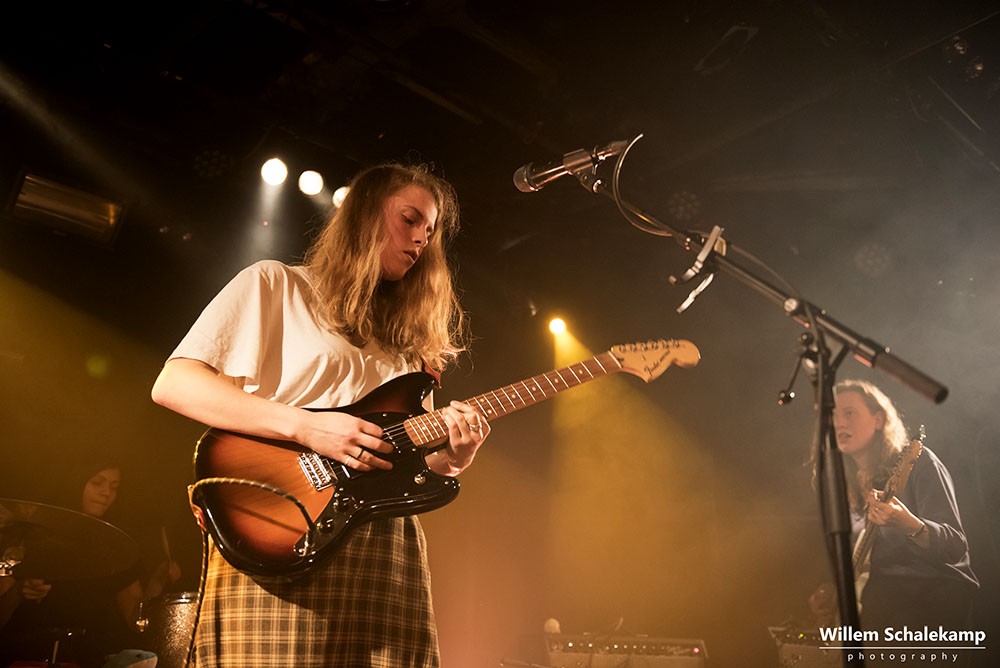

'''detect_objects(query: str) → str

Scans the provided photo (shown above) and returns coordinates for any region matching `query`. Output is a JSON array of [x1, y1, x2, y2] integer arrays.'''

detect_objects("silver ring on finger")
[[468, 422, 481, 433], [345, 454, 355, 465]]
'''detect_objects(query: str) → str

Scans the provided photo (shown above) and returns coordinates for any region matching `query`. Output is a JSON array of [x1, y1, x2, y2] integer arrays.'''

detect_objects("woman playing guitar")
[[151, 163, 489, 668], [808, 380, 978, 665]]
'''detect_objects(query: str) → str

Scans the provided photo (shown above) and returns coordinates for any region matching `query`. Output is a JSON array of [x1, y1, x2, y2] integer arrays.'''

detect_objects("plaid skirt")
[[193, 516, 439, 668]]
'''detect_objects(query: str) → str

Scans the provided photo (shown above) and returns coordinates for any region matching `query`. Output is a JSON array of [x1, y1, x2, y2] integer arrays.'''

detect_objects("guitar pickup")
[[298, 452, 338, 490]]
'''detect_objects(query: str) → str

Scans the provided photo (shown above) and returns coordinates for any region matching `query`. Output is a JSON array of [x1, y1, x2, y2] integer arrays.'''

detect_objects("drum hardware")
[[2, 545, 25, 576], [135, 603, 150, 634], [0, 498, 139, 580], [1, 499, 143, 668], [50, 627, 86, 667], [135, 591, 200, 668]]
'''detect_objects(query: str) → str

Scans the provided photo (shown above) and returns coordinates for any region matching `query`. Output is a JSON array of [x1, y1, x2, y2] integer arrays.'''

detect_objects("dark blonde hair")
[[833, 379, 910, 509], [303, 163, 464, 371]]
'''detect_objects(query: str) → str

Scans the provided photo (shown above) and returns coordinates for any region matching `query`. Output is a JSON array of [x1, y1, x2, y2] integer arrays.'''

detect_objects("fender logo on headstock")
[[611, 339, 701, 382]]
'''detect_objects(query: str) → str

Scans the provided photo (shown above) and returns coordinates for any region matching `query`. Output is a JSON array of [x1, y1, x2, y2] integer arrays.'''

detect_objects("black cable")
[[182, 529, 210, 668]]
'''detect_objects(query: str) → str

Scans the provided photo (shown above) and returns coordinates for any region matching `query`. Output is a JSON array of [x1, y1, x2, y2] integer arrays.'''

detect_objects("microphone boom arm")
[[589, 155, 948, 403]]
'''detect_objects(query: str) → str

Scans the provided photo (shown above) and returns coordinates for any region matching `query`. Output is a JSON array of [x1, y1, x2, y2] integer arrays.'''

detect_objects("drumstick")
[[160, 526, 172, 562]]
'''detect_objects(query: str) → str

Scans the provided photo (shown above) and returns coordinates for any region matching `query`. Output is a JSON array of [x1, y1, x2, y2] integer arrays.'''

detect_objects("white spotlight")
[[298, 170, 324, 196], [261, 158, 288, 186], [332, 186, 350, 208]]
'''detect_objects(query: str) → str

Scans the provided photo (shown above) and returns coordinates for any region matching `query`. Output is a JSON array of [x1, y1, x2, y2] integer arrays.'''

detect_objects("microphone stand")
[[572, 159, 947, 403], [562, 147, 949, 668]]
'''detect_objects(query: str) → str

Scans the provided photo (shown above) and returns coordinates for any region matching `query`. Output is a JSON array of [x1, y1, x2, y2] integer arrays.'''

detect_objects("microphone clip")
[[573, 168, 604, 193], [669, 225, 726, 313], [564, 146, 613, 194]]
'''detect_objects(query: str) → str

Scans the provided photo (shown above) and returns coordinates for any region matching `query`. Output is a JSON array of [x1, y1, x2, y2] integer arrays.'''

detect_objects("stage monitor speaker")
[[546, 633, 708, 667]]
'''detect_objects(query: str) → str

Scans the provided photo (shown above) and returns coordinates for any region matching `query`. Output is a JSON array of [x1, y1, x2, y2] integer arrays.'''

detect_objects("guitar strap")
[[421, 359, 442, 388]]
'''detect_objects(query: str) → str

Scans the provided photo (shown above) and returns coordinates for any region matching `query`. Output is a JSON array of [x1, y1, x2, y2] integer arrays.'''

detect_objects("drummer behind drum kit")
[[0, 498, 197, 668]]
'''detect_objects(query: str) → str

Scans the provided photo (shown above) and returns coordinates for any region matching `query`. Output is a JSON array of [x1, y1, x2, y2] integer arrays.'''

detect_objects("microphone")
[[513, 139, 628, 192]]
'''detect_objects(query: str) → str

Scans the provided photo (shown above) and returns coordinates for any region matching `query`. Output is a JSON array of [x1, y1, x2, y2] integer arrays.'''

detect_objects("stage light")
[[332, 185, 350, 208], [853, 242, 893, 278], [964, 57, 985, 81], [548, 318, 566, 335], [694, 24, 758, 75], [193, 148, 234, 179], [298, 170, 324, 196], [942, 35, 969, 63], [666, 190, 702, 221], [11, 173, 124, 245], [260, 158, 287, 185]]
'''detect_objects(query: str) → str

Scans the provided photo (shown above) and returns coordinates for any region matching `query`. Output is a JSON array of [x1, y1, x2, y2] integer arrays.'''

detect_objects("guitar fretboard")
[[403, 351, 622, 446], [853, 432, 924, 570]]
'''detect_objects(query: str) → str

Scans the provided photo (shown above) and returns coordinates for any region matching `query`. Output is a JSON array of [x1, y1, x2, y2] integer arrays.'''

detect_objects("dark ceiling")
[[3, 0, 1000, 422], [3, 1, 1000, 347]]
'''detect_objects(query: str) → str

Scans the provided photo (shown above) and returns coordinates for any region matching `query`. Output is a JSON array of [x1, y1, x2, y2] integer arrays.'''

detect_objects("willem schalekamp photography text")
[[819, 625, 988, 664]]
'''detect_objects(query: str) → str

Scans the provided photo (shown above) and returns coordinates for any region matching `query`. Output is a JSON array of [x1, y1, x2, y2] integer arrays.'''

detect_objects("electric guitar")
[[852, 426, 924, 607], [187, 339, 700, 577]]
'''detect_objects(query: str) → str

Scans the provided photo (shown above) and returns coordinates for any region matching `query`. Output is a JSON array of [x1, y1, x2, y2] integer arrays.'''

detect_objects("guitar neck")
[[853, 434, 924, 570], [403, 352, 622, 446], [854, 472, 905, 569]]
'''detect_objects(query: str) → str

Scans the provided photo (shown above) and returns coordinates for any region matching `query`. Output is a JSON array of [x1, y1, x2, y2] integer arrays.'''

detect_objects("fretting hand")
[[439, 400, 490, 471], [867, 489, 922, 533]]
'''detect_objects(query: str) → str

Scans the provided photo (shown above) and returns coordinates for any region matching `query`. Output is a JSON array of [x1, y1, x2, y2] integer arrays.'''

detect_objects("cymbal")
[[0, 498, 139, 581]]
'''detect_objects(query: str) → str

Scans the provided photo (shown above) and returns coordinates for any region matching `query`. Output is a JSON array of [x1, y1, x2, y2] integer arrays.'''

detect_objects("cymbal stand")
[[1, 546, 24, 577]]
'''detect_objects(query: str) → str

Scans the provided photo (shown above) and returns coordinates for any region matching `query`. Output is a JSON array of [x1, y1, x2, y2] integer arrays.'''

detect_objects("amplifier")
[[769, 626, 840, 668], [546, 633, 708, 668]]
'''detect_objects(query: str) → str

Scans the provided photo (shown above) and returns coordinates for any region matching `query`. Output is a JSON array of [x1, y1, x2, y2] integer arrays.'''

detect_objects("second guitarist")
[[808, 380, 978, 663]]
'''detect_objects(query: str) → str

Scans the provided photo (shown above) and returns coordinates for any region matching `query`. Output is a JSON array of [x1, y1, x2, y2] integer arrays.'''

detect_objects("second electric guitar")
[[852, 426, 925, 608]]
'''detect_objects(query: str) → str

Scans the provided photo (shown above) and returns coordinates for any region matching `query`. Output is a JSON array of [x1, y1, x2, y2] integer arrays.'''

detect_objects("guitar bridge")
[[298, 452, 338, 491]]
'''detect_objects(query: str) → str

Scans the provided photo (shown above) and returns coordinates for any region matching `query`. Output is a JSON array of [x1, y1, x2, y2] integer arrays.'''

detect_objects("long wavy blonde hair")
[[303, 163, 464, 371], [834, 379, 910, 509]]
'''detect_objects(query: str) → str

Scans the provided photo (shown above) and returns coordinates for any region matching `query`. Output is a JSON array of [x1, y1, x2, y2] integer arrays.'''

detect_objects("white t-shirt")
[[169, 260, 417, 409]]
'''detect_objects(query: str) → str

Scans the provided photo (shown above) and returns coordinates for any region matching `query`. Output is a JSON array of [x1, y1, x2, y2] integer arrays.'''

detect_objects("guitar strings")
[[379, 358, 611, 443], [370, 355, 615, 446], [328, 354, 626, 475]]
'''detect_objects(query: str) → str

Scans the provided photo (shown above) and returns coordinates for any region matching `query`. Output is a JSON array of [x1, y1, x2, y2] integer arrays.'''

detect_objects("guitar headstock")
[[609, 339, 701, 383], [890, 425, 925, 494]]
